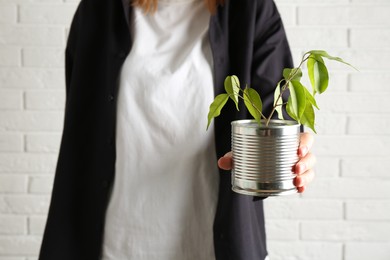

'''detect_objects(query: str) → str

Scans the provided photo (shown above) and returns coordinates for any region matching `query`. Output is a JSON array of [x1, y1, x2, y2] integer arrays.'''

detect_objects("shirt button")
[[108, 95, 114, 102]]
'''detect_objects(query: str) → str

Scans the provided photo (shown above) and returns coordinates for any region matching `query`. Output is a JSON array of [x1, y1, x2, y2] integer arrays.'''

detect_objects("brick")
[[346, 200, 390, 220], [25, 133, 61, 153], [267, 241, 342, 260], [22, 48, 64, 68], [0, 153, 57, 173], [349, 5, 390, 27], [315, 157, 339, 178], [25, 90, 65, 110], [264, 199, 343, 219], [319, 93, 390, 113], [324, 72, 349, 93], [0, 90, 22, 110], [0, 111, 64, 131], [0, 25, 63, 46], [0, 4, 17, 24], [28, 216, 46, 235], [301, 220, 390, 241], [0, 47, 20, 66], [350, 28, 390, 48], [349, 72, 390, 92], [0, 68, 64, 89], [347, 50, 390, 70], [315, 114, 347, 135], [28, 175, 54, 194], [297, 6, 349, 26], [276, 5, 295, 26], [0, 134, 23, 152], [265, 220, 299, 240], [287, 28, 348, 48], [348, 115, 390, 135], [298, 5, 390, 27], [0, 215, 26, 234], [0, 195, 50, 214], [342, 159, 390, 178], [314, 136, 390, 156], [19, 4, 77, 25], [345, 242, 390, 260], [0, 235, 42, 255], [302, 178, 390, 199], [0, 175, 27, 193]]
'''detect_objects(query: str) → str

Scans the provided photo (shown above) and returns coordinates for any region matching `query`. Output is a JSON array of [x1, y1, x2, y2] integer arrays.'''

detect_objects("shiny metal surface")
[[231, 119, 300, 196]]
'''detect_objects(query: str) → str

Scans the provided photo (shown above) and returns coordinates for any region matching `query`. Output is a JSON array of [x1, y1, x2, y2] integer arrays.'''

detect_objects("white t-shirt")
[[101, 0, 219, 259]]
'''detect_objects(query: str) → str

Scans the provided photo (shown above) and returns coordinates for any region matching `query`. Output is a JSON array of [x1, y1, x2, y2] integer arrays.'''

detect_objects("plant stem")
[[265, 53, 310, 126], [233, 89, 267, 120]]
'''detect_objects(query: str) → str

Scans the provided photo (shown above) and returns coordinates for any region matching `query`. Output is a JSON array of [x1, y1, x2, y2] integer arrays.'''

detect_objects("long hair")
[[132, 0, 225, 14]]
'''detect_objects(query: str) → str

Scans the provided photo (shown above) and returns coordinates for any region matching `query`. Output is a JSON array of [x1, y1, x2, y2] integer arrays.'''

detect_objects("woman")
[[39, 0, 316, 259]]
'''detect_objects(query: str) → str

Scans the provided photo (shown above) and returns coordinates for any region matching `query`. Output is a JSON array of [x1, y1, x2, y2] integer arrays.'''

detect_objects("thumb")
[[217, 151, 233, 170]]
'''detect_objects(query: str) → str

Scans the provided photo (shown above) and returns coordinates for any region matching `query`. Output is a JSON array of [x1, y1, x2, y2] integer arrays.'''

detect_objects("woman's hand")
[[293, 132, 316, 193], [217, 132, 316, 193]]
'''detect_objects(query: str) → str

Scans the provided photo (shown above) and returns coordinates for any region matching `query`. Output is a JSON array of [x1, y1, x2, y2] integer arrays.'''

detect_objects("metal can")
[[231, 119, 300, 196]]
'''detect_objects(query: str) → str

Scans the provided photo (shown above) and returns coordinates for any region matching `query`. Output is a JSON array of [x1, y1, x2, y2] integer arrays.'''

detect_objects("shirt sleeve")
[[65, 1, 83, 97], [251, 0, 293, 118]]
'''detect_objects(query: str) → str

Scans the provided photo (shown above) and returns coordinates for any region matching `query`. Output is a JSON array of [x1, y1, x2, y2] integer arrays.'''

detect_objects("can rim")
[[231, 119, 300, 129]]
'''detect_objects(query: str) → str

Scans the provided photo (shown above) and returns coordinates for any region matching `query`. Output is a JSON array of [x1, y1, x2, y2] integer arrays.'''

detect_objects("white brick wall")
[[0, 0, 389, 259], [265, 1, 390, 259], [0, 0, 69, 256]]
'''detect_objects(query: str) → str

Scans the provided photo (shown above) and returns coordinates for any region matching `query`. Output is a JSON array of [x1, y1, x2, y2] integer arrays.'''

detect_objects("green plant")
[[206, 50, 355, 133]]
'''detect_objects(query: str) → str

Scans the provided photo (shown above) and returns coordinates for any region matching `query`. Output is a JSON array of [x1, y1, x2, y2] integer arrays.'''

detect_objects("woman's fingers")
[[295, 133, 316, 193], [294, 169, 315, 187], [294, 168, 315, 193], [295, 152, 316, 175], [298, 132, 314, 157], [217, 151, 232, 170]]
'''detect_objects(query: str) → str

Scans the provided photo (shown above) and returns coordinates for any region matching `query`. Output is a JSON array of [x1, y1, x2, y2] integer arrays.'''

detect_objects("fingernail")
[[294, 177, 302, 187]]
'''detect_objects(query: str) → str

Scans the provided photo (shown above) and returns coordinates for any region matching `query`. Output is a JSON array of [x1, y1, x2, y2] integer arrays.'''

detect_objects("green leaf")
[[273, 81, 284, 120], [307, 54, 329, 94], [308, 50, 356, 69], [300, 102, 317, 133], [288, 81, 306, 120], [206, 93, 229, 130], [244, 87, 263, 125], [283, 68, 303, 81], [303, 85, 319, 110], [286, 96, 298, 122], [224, 75, 240, 111]]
